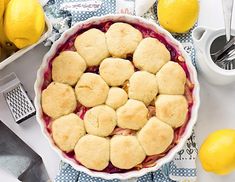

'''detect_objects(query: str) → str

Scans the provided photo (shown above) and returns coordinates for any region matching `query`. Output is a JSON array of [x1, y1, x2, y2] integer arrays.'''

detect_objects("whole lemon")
[[199, 129, 235, 175], [4, 0, 45, 49], [158, 0, 199, 33], [4, 0, 10, 7], [0, 0, 4, 19]]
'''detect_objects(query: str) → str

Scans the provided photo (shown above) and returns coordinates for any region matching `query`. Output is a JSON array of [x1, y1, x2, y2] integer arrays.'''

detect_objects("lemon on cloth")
[[199, 129, 235, 175], [4, 0, 45, 49], [157, 0, 199, 33]]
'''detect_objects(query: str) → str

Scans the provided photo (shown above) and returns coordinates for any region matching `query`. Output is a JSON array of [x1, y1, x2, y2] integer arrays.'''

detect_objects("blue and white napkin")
[[43, 1, 198, 181]]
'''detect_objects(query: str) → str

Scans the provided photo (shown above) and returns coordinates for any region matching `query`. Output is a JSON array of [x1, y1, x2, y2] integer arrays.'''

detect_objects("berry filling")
[[41, 20, 194, 173]]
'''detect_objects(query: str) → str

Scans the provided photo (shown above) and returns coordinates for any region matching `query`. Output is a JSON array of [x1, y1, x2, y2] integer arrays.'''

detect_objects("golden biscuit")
[[52, 113, 85, 152], [84, 105, 116, 137], [105, 87, 128, 109], [106, 22, 143, 58], [156, 61, 186, 95], [155, 95, 188, 128], [110, 135, 146, 169], [75, 73, 109, 107], [133, 37, 170, 74], [74, 134, 110, 171], [116, 99, 148, 130], [99, 58, 134, 86], [137, 117, 174, 155], [128, 71, 158, 105], [75, 28, 109, 66], [41, 82, 76, 119], [52, 51, 86, 86]]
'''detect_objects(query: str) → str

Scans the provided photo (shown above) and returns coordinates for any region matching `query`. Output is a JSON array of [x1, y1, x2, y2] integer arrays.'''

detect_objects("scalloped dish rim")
[[34, 14, 200, 180]]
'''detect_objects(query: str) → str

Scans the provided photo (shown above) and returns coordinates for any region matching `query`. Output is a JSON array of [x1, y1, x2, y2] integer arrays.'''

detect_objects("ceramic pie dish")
[[34, 14, 200, 180]]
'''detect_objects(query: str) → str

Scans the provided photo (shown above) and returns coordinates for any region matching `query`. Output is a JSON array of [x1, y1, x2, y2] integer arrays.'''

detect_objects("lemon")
[[199, 129, 235, 175], [0, 0, 4, 19], [4, 0, 10, 7], [0, 18, 18, 54], [4, 0, 45, 49], [158, 0, 199, 33]]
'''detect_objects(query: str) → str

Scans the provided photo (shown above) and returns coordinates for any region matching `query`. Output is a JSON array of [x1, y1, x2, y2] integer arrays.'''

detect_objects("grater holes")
[[5, 85, 35, 122]]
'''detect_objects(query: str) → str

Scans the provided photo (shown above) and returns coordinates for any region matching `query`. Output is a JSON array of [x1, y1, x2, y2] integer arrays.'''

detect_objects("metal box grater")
[[0, 73, 36, 124]]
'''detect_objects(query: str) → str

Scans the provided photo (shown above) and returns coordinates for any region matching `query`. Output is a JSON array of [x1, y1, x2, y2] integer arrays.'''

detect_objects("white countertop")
[[0, 0, 235, 181]]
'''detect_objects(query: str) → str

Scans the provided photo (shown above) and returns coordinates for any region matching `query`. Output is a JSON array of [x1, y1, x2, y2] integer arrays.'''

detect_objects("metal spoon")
[[222, 0, 234, 42], [221, 0, 234, 69], [211, 36, 235, 62]]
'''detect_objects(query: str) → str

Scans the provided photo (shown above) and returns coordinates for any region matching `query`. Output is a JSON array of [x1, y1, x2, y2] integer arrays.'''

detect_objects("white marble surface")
[[0, 0, 235, 181]]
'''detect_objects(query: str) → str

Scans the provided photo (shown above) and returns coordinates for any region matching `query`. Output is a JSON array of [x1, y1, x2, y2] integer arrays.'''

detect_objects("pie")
[[40, 21, 194, 173]]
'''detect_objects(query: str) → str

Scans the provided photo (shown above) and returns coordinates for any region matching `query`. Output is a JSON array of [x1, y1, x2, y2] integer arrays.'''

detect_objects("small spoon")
[[221, 0, 234, 69], [222, 0, 234, 42]]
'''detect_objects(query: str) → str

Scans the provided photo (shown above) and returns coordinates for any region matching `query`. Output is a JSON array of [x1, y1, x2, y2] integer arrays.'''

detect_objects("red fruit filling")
[[41, 20, 194, 173]]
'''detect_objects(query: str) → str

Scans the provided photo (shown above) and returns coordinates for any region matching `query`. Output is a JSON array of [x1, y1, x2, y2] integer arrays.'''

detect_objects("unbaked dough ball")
[[110, 135, 146, 169], [99, 58, 134, 86], [128, 71, 158, 105], [156, 61, 186, 95], [52, 113, 85, 152], [155, 95, 188, 128], [105, 87, 128, 109], [84, 105, 116, 137], [52, 51, 86, 86], [75, 28, 109, 66], [133, 37, 171, 74], [75, 73, 109, 107], [74, 134, 109, 171], [137, 117, 174, 155], [116, 99, 148, 130], [41, 82, 76, 119], [106, 22, 143, 58]]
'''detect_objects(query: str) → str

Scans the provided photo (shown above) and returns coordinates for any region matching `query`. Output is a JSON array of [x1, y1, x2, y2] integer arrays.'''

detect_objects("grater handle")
[[0, 73, 20, 94]]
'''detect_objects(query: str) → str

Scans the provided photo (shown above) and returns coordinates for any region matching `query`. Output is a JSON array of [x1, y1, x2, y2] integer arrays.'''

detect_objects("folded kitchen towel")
[[43, 1, 198, 181]]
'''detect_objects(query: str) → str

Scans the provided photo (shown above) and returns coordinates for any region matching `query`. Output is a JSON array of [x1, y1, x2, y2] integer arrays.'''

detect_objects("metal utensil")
[[211, 36, 235, 61], [222, 0, 234, 41], [0, 121, 50, 182], [0, 73, 36, 124], [215, 44, 235, 62], [221, 0, 234, 69], [216, 48, 235, 69]]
